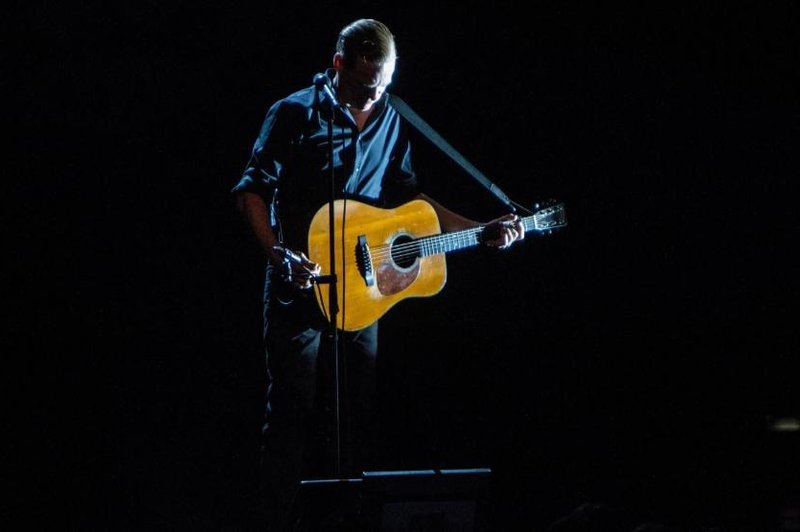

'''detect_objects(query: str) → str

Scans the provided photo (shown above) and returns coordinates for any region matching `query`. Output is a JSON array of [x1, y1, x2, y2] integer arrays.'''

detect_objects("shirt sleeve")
[[231, 99, 297, 200]]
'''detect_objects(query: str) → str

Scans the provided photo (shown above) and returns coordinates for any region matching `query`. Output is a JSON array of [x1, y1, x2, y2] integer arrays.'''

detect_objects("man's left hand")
[[483, 214, 525, 249]]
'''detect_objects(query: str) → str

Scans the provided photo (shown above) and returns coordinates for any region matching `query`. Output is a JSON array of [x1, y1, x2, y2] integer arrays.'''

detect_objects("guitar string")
[[344, 209, 562, 264], [365, 214, 547, 260], [369, 230, 504, 260], [367, 230, 483, 260]]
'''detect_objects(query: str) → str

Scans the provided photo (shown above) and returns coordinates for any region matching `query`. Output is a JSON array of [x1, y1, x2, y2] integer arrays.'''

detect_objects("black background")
[[9, 2, 798, 530]]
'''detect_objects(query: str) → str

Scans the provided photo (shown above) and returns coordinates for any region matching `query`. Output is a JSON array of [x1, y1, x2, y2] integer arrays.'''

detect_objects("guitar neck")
[[417, 213, 543, 257], [416, 227, 482, 257]]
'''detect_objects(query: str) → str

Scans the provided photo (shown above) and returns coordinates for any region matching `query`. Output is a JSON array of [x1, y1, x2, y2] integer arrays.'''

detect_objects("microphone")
[[313, 72, 340, 108]]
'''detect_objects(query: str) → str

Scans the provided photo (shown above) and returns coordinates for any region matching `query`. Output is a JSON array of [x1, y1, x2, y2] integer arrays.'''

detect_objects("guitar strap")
[[387, 93, 520, 213]]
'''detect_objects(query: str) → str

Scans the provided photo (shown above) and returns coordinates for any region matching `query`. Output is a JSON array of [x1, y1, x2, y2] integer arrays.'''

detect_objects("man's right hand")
[[273, 246, 321, 290]]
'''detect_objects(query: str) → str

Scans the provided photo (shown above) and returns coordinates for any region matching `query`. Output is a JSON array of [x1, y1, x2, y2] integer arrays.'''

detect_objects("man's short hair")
[[336, 19, 396, 67]]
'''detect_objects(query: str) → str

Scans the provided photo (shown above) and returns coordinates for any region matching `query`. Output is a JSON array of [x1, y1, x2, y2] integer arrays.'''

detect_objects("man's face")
[[337, 55, 395, 112]]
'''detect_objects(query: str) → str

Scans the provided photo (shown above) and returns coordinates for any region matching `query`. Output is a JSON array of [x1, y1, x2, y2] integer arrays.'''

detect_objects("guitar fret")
[[417, 207, 566, 257]]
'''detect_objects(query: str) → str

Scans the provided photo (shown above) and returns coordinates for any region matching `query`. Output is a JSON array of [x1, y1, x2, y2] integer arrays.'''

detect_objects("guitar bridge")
[[355, 234, 375, 287]]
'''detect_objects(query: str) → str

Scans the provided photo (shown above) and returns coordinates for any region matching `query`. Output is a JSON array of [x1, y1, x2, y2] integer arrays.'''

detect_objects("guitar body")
[[307, 199, 447, 331]]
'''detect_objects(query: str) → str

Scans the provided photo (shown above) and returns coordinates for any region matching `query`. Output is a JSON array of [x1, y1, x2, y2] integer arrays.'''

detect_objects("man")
[[232, 18, 524, 529]]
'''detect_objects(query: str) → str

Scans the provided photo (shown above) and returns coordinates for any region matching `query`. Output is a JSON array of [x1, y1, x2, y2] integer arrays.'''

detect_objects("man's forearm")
[[236, 191, 281, 264]]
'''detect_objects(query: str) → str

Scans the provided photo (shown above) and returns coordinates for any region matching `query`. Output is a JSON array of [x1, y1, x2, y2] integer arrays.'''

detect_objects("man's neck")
[[346, 104, 372, 130]]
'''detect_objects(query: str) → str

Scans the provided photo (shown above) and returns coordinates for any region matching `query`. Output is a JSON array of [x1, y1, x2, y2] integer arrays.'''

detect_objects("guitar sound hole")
[[391, 234, 418, 269]]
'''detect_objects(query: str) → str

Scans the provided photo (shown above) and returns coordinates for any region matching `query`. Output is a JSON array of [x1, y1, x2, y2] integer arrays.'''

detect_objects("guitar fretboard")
[[418, 228, 483, 257], [415, 204, 565, 257]]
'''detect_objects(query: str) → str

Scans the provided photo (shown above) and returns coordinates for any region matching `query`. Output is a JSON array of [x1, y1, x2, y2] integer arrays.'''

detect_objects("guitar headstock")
[[530, 201, 567, 233]]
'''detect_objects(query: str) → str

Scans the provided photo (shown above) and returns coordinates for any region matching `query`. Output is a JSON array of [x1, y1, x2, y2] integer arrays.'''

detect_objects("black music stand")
[[292, 468, 492, 532]]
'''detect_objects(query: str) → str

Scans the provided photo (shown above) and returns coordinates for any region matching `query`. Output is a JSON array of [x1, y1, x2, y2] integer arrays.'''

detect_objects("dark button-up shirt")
[[232, 82, 419, 253]]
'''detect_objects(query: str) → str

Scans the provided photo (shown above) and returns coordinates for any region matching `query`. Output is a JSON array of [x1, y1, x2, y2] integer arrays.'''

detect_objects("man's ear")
[[333, 53, 344, 70]]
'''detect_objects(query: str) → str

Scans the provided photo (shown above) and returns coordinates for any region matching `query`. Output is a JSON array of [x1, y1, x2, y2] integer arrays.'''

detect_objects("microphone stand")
[[314, 75, 342, 478]]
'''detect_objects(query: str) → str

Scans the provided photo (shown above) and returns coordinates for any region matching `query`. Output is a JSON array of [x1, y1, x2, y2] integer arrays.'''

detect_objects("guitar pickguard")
[[375, 233, 421, 295]]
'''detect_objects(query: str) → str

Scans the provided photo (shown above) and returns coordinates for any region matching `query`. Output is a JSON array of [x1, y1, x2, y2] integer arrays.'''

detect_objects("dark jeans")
[[259, 266, 379, 530]]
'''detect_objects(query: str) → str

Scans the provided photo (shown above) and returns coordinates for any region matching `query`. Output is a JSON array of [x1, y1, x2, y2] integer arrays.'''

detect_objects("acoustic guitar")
[[306, 198, 567, 331]]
